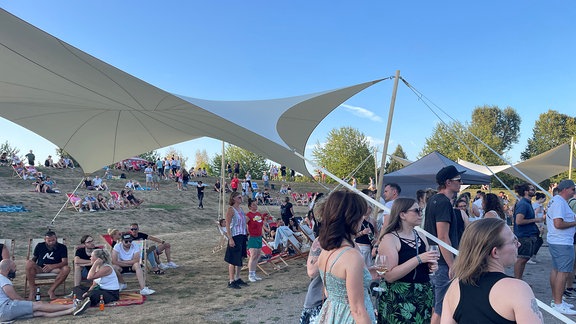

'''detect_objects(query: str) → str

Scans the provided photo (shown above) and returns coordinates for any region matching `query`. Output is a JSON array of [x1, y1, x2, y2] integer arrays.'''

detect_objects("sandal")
[[152, 269, 165, 275]]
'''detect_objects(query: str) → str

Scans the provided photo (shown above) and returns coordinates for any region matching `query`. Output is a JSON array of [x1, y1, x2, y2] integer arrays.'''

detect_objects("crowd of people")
[[0, 223, 178, 322]]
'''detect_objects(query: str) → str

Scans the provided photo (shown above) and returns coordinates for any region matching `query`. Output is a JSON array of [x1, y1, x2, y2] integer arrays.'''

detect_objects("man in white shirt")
[[547, 179, 576, 315], [111, 234, 154, 296]]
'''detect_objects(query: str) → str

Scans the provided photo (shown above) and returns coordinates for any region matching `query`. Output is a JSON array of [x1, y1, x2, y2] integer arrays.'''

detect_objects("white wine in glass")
[[375, 255, 388, 275]]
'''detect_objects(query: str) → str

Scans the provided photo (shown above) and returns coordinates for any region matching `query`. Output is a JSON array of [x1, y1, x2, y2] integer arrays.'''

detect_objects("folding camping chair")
[[258, 239, 289, 275], [24, 238, 67, 297], [212, 224, 228, 253]]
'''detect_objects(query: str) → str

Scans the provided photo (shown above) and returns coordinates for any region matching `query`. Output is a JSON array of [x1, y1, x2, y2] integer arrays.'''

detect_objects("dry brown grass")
[[0, 166, 328, 323]]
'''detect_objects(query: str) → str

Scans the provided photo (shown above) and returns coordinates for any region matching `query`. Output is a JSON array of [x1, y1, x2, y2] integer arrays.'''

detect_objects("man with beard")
[[25, 231, 70, 300], [513, 183, 544, 280]]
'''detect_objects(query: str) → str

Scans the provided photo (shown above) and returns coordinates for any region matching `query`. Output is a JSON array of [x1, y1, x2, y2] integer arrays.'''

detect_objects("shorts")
[[247, 236, 263, 249], [431, 264, 450, 315], [121, 266, 136, 273], [224, 234, 247, 267], [0, 299, 33, 321], [549, 244, 575, 272], [517, 236, 538, 259]]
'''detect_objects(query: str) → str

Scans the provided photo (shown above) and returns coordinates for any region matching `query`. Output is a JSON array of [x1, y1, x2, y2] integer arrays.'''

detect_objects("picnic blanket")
[[50, 291, 146, 307], [0, 205, 27, 212]]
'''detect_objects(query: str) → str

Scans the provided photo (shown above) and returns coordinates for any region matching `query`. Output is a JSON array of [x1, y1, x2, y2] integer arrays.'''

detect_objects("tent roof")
[[383, 151, 491, 198], [458, 142, 575, 183], [0, 9, 382, 174]]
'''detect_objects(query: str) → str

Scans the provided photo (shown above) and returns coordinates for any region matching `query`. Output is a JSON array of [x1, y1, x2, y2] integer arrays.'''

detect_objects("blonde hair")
[[107, 228, 119, 236], [452, 218, 507, 285]]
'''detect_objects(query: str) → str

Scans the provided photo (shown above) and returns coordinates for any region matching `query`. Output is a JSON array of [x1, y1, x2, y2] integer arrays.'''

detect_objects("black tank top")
[[454, 272, 516, 324], [392, 231, 430, 283]]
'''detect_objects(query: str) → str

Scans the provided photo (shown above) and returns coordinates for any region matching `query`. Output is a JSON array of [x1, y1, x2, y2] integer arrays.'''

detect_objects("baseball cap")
[[557, 179, 576, 191], [122, 233, 133, 241], [436, 165, 466, 185]]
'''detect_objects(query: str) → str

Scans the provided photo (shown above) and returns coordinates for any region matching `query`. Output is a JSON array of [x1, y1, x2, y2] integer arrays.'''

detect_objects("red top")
[[231, 178, 239, 189], [246, 211, 265, 237]]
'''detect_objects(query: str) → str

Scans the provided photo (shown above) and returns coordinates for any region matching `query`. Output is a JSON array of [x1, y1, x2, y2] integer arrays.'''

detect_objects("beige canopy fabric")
[[458, 143, 575, 183], [0, 9, 383, 174]]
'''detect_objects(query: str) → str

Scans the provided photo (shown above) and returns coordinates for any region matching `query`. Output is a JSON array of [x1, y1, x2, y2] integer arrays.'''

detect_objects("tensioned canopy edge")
[[0, 8, 385, 175]]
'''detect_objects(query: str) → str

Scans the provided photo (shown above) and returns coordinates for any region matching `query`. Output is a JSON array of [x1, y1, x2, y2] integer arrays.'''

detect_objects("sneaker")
[[526, 259, 537, 265], [78, 209, 83, 213], [228, 281, 241, 289], [552, 300, 575, 308], [564, 290, 576, 299], [551, 302, 576, 315], [167, 261, 179, 268], [248, 275, 257, 282], [73, 297, 91, 316], [119, 283, 127, 291], [158, 263, 170, 270], [253, 274, 262, 281], [140, 287, 155, 296], [89, 209, 96, 212], [235, 278, 249, 286]]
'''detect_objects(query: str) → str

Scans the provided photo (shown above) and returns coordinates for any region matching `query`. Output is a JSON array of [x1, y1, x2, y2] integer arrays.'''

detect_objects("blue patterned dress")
[[315, 247, 376, 323]]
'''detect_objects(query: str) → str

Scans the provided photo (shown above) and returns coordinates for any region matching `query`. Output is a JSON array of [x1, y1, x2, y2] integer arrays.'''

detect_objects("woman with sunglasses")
[[376, 197, 438, 323]]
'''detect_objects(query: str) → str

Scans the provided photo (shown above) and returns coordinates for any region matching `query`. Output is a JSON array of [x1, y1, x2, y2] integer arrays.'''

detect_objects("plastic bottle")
[[35, 287, 41, 301], [99, 294, 104, 311], [72, 293, 78, 307]]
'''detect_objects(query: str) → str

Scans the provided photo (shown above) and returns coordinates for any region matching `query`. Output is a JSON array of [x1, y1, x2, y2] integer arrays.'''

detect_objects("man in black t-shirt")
[[129, 223, 178, 271], [25, 231, 69, 300], [73, 235, 97, 287], [423, 165, 466, 324]]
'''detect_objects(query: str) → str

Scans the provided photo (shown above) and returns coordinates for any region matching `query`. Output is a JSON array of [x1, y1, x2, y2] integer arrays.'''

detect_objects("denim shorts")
[[431, 264, 450, 315], [549, 244, 575, 272]]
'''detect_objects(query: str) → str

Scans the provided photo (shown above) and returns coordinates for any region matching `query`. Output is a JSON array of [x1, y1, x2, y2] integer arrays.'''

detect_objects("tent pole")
[[570, 136, 574, 180], [221, 141, 226, 219], [376, 70, 400, 197]]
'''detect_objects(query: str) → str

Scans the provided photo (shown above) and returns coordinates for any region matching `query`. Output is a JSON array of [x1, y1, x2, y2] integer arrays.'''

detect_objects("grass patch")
[[145, 204, 181, 211]]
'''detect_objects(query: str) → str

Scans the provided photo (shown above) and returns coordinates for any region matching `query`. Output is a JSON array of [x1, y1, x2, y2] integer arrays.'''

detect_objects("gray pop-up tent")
[[382, 151, 491, 199]]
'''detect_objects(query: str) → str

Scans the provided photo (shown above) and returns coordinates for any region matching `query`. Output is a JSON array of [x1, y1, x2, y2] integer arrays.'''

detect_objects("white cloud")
[[340, 104, 383, 122]]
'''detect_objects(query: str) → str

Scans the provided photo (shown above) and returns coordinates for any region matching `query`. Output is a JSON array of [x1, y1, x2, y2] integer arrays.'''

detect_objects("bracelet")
[[416, 255, 422, 264]]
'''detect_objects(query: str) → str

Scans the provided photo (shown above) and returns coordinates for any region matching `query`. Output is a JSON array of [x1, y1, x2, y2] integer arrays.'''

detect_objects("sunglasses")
[[123, 240, 132, 243], [130, 228, 138, 231], [85, 240, 94, 244], [407, 207, 423, 214]]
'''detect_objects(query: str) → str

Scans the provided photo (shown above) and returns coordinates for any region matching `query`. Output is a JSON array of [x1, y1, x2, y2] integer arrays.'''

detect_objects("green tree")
[[138, 150, 160, 163], [163, 147, 189, 169], [521, 110, 576, 160], [210, 145, 268, 178], [0, 141, 20, 158], [194, 149, 212, 174], [312, 126, 375, 183], [420, 105, 521, 166], [385, 145, 407, 174]]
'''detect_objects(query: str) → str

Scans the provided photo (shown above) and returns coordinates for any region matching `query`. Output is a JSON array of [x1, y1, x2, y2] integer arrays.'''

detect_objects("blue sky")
[[1, 1, 575, 173]]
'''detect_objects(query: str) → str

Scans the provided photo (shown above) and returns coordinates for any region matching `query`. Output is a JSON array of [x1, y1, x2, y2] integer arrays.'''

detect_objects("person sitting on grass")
[[125, 190, 143, 207], [96, 193, 109, 211], [92, 176, 108, 191], [73, 249, 120, 309], [0, 260, 88, 321]]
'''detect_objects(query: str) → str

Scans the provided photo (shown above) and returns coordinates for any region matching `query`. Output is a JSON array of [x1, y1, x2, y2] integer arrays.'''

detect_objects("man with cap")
[[423, 165, 466, 324], [111, 233, 155, 295], [513, 182, 543, 280], [547, 179, 576, 315]]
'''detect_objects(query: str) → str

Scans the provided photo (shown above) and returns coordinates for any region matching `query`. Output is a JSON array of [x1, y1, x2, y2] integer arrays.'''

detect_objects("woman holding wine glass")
[[376, 197, 438, 323]]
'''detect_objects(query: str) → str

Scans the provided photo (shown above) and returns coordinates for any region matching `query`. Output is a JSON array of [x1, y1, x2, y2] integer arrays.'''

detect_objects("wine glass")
[[428, 245, 440, 274], [372, 255, 388, 294]]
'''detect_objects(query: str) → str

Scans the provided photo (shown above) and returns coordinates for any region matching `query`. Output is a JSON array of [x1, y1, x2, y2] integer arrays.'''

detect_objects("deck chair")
[[24, 238, 67, 297], [291, 193, 305, 206], [64, 193, 81, 212], [11, 165, 24, 179], [212, 224, 228, 253], [299, 223, 315, 244], [258, 239, 289, 275], [0, 238, 15, 261]]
